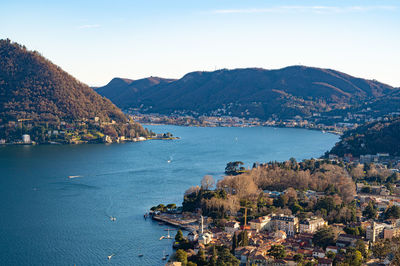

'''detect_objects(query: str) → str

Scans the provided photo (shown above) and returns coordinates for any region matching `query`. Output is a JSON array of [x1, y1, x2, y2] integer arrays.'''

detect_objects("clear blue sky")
[[1, 0, 399, 87]]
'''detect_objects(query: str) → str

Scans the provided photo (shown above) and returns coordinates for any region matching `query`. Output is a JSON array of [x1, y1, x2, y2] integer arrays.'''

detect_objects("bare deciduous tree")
[[201, 175, 215, 190]]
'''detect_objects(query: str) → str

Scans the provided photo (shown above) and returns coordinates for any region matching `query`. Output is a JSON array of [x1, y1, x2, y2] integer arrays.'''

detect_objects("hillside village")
[[152, 158, 400, 266], [0, 116, 152, 145]]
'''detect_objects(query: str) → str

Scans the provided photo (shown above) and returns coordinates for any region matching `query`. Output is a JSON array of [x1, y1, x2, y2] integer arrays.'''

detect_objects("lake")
[[0, 125, 339, 265]]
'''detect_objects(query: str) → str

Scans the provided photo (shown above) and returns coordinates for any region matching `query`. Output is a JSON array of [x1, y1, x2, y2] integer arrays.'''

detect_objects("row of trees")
[[174, 245, 239, 266], [183, 159, 358, 222]]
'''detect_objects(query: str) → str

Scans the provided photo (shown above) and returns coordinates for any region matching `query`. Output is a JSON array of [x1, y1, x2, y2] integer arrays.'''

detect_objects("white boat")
[[68, 175, 81, 179], [108, 254, 114, 260], [110, 217, 116, 221], [165, 230, 172, 239]]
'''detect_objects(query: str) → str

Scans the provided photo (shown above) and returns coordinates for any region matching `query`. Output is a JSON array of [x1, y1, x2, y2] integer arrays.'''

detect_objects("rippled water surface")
[[0, 125, 339, 265]]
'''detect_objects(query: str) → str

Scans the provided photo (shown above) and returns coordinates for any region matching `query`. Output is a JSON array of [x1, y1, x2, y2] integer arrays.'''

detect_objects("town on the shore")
[[150, 157, 400, 266], [129, 108, 400, 135], [0, 116, 178, 145]]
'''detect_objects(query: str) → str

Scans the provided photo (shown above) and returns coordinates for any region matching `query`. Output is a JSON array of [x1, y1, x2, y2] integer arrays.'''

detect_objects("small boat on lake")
[[162, 250, 167, 260]]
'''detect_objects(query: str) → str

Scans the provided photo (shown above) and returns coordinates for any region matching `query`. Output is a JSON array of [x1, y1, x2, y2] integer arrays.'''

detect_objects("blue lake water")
[[0, 125, 339, 265]]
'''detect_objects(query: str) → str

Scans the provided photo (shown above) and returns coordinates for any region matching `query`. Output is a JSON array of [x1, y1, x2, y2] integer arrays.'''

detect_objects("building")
[[249, 216, 271, 232], [299, 217, 327, 233], [366, 222, 385, 242], [273, 230, 287, 240], [313, 248, 325, 258], [22, 134, 31, 143], [326, 246, 339, 254], [336, 234, 363, 247], [271, 214, 299, 236], [198, 216, 213, 245], [187, 231, 198, 242], [224, 221, 240, 235], [384, 226, 400, 240], [317, 258, 333, 266]]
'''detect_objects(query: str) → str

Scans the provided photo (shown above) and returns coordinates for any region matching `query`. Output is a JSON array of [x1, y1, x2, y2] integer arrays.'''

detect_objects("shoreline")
[[143, 123, 342, 135]]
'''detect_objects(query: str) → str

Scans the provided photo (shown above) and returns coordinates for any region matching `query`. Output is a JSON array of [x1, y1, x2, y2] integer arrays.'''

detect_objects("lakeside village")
[[0, 116, 178, 145], [128, 108, 400, 135], [149, 158, 400, 266]]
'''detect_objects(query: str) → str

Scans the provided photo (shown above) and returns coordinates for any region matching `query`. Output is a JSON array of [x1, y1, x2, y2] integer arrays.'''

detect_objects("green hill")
[[0, 39, 126, 123], [97, 66, 395, 119], [329, 117, 400, 157], [0, 39, 149, 143]]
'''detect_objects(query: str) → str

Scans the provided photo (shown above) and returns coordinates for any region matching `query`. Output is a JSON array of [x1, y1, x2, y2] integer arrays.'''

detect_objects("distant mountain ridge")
[[97, 66, 395, 119], [96, 77, 176, 109]]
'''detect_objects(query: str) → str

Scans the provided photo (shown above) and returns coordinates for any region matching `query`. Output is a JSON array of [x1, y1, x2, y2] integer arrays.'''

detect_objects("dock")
[[152, 213, 198, 231]]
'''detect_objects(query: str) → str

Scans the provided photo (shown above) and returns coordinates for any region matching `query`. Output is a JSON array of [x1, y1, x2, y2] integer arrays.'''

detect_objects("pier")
[[152, 213, 199, 231]]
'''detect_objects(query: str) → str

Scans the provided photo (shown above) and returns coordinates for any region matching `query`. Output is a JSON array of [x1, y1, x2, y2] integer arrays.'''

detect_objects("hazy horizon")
[[1, 0, 399, 87]]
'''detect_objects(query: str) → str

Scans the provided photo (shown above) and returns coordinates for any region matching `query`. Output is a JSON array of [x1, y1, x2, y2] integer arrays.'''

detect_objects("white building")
[[366, 222, 385, 242], [299, 217, 327, 233], [271, 214, 299, 236], [22, 134, 31, 143], [249, 216, 271, 232], [198, 216, 212, 245]]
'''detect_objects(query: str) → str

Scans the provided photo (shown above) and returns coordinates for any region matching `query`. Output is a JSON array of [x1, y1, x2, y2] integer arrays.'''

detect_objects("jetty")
[[152, 213, 198, 231]]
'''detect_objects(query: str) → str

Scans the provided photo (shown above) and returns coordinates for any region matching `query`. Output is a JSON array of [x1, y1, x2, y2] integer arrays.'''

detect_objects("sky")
[[1, 0, 399, 87]]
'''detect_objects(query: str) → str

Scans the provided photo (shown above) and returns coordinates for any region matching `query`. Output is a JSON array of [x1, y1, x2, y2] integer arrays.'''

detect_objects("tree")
[[201, 175, 215, 190], [225, 161, 245, 175], [232, 233, 238, 252], [175, 229, 185, 242], [103, 125, 118, 137], [350, 165, 365, 179], [195, 248, 207, 266], [238, 230, 249, 247], [355, 239, 368, 259], [274, 194, 289, 208], [361, 186, 371, 194], [210, 246, 218, 266], [217, 247, 240, 266], [293, 254, 304, 263], [313, 226, 335, 249], [363, 201, 377, 219], [185, 186, 201, 196], [344, 248, 363, 266], [371, 240, 391, 259], [167, 203, 177, 211], [326, 251, 336, 259], [268, 245, 286, 259], [175, 249, 188, 265], [385, 205, 400, 219]]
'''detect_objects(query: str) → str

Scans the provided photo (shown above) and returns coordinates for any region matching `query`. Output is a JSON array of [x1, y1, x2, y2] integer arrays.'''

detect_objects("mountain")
[[95, 77, 175, 109], [329, 117, 400, 157], [0, 39, 126, 123], [97, 66, 395, 119]]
